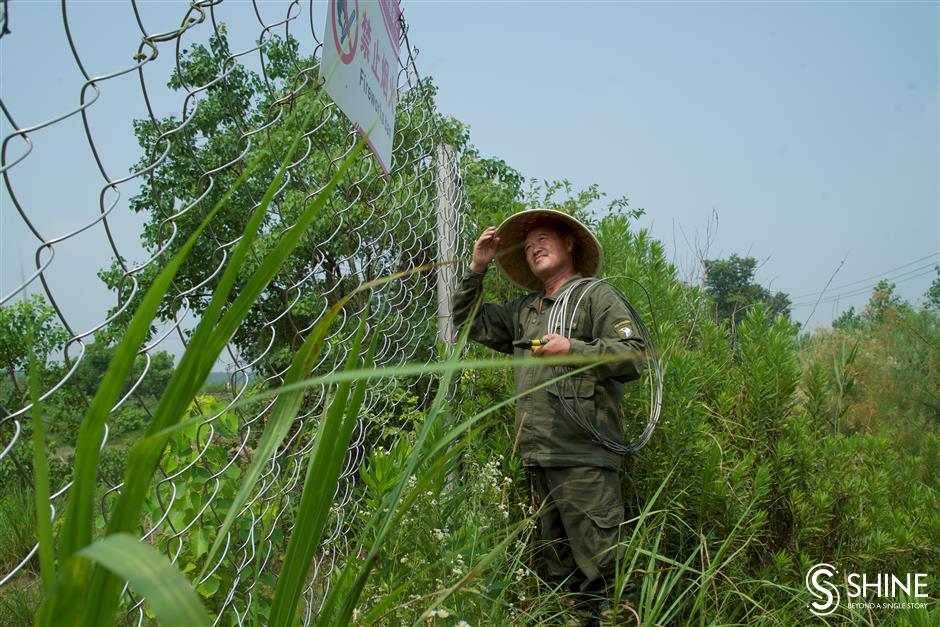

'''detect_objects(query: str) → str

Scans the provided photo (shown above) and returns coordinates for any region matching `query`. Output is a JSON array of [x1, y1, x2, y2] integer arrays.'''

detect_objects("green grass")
[[0, 483, 37, 576], [0, 576, 40, 627]]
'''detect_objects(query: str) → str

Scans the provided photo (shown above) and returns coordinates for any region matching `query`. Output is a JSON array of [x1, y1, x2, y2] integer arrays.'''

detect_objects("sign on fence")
[[322, 0, 401, 174]]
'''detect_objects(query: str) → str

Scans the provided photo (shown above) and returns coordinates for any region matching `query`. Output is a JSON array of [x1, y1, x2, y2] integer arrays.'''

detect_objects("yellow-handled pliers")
[[512, 338, 549, 351]]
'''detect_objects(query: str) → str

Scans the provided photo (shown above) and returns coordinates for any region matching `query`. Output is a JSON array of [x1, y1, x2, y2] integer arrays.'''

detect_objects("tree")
[[832, 306, 862, 331], [71, 337, 174, 400], [98, 28, 469, 375], [924, 265, 940, 312], [863, 279, 909, 323], [703, 255, 791, 326], [0, 295, 69, 404]]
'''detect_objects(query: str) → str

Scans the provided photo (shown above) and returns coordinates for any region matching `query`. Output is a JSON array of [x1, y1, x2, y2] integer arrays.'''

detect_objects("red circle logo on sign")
[[331, 0, 360, 65]]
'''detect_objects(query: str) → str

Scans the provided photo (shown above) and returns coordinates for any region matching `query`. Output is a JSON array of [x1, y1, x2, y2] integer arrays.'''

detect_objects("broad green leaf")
[[75, 533, 210, 627], [196, 575, 220, 598], [192, 527, 209, 560]]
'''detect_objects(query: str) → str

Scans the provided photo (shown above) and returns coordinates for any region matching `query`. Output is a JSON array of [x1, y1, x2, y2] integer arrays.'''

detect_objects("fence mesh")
[[0, 1, 464, 622]]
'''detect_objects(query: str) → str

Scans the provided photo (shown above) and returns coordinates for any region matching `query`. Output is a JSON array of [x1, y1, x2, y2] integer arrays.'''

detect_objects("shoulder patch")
[[613, 319, 633, 339]]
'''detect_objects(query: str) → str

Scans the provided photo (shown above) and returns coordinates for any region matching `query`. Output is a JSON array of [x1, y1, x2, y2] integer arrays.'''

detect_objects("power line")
[[798, 255, 846, 330], [792, 267, 936, 307], [790, 251, 939, 299], [791, 266, 937, 308]]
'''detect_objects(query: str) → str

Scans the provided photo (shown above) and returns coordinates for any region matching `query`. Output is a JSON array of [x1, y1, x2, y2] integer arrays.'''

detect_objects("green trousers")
[[529, 465, 625, 594]]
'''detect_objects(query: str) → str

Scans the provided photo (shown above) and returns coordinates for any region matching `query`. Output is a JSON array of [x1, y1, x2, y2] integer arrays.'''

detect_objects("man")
[[451, 208, 646, 615]]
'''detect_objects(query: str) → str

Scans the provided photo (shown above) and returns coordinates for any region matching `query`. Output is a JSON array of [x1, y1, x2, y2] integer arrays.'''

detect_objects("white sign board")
[[321, 0, 401, 174]]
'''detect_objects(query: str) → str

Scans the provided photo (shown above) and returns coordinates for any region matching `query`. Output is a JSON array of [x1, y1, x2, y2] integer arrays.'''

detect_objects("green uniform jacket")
[[452, 269, 646, 470]]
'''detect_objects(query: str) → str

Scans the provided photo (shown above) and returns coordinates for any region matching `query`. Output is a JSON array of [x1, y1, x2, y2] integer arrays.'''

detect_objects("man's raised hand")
[[470, 226, 499, 273]]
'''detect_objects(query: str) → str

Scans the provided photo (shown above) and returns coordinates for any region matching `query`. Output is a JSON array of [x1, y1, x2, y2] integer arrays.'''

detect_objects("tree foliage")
[[72, 338, 174, 401], [809, 279, 940, 434], [99, 28, 468, 375], [0, 295, 67, 372], [926, 265, 940, 312], [0, 295, 69, 404], [703, 254, 791, 326]]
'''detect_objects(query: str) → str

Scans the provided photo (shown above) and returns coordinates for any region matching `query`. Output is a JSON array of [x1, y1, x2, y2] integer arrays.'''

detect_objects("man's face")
[[523, 224, 574, 279]]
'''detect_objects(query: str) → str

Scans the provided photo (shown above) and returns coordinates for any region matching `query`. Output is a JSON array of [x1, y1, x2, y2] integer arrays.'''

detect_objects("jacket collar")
[[526, 273, 584, 310]]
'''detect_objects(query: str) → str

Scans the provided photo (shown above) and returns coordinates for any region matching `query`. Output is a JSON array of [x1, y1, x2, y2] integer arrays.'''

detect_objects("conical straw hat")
[[494, 208, 603, 291]]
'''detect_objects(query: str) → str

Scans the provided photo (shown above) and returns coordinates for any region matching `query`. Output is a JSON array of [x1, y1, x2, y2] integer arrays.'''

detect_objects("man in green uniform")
[[451, 209, 646, 612]]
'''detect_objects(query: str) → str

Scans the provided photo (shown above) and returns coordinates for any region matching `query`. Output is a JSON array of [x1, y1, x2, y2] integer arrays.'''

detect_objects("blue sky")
[[405, 1, 939, 328], [1, 0, 937, 344]]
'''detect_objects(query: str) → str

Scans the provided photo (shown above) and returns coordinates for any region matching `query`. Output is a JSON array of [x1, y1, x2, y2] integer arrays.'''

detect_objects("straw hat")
[[494, 208, 603, 291]]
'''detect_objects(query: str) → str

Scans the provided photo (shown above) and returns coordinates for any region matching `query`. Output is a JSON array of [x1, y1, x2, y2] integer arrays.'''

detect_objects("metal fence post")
[[435, 143, 459, 349]]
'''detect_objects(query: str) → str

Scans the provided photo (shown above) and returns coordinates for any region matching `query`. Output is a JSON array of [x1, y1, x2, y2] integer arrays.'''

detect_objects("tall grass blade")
[[105, 133, 365, 544], [81, 125, 364, 623], [199, 265, 463, 583], [351, 450, 463, 626], [75, 533, 210, 627], [28, 334, 54, 595], [422, 513, 534, 621], [56, 148, 264, 563], [269, 310, 375, 625], [199, 294, 354, 581], [40, 147, 268, 626], [234, 353, 617, 407], [320, 299, 612, 624], [321, 297, 481, 624], [327, 445, 467, 626]]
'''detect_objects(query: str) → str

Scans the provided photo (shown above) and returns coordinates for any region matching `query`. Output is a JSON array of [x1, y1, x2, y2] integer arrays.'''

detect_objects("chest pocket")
[[559, 309, 592, 341]]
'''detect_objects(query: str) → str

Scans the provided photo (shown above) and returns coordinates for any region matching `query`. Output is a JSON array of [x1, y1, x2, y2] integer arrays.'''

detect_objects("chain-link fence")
[[0, 1, 465, 622]]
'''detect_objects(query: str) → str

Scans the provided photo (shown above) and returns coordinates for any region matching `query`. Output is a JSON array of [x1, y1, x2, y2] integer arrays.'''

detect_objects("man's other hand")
[[470, 226, 499, 273], [532, 333, 570, 357]]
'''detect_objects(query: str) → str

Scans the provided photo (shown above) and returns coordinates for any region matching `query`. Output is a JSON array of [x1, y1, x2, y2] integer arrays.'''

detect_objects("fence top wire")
[[0, 0, 466, 621]]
